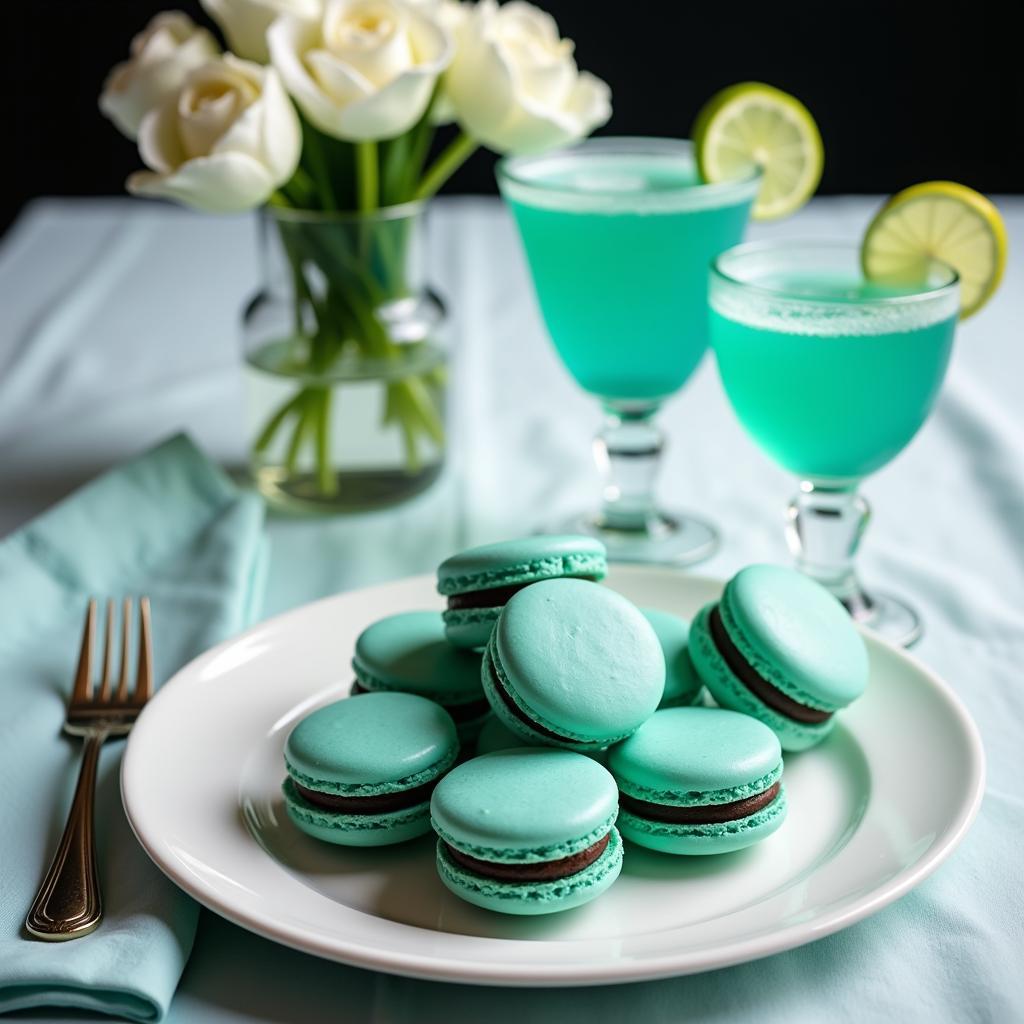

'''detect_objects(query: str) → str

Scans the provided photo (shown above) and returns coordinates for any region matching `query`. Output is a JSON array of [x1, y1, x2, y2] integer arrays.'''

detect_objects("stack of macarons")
[[437, 535, 610, 649], [282, 537, 869, 916]]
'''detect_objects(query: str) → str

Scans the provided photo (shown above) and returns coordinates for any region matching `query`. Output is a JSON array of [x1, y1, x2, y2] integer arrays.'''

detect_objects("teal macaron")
[[642, 608, 704, 709], [482, 578, 664, 751], [351, 611, 489, 742], [437, 535, 607, 649], [608, 706, 787, 855], [689, 564, 869, 751], [474, 715, 609, 765], [283, 692, 458, 846], [430, 748, 622, 915], [474, 715, 529, 756]]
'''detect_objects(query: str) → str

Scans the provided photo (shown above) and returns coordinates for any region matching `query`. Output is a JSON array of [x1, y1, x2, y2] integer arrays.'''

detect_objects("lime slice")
[[693, 82, 823, 221], [861, 181, 1007, 319]]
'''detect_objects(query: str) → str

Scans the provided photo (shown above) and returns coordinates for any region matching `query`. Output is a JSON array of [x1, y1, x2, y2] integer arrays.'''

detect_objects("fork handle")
[[26, 731, 107, 940]]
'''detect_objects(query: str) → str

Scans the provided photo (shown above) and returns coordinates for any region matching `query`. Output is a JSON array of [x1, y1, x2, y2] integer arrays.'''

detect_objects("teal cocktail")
[[498, 138, 760, 564], [710, 240, 960, 645]]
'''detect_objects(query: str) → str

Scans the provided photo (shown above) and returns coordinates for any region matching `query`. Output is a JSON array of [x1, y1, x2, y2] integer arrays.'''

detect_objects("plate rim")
[[122, 566, 986, 986]]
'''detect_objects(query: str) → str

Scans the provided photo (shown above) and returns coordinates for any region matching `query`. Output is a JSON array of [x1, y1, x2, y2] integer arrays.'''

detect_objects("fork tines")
[[71, 597, 153, 707]]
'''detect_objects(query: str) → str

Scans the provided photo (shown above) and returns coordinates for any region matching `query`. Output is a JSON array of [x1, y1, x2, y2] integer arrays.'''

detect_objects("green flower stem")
[[314, 388, 337, 495], [404, 118, 435, 200], [356, 141, 379, 212], [303, 128, 338, 212], [251, 208, 447, 501], [396, 375, 444, 445], [414, 132, 479, 201], [254, 390, 304, 453], [285, 394, 314, 472]]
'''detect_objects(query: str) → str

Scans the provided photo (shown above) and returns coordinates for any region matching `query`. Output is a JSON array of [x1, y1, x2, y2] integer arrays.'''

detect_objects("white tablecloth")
[[1, 195, 1022, 1022]]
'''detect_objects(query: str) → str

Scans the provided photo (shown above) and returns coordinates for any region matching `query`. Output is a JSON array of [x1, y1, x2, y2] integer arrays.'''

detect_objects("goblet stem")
[[786, 480, 924, 647], [785, 481, 874, 620], [594, 403, 663, 532]]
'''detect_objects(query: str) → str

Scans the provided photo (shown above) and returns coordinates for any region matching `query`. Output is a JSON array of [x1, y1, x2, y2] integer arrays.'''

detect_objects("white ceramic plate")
[[122, 567, 984, 986]]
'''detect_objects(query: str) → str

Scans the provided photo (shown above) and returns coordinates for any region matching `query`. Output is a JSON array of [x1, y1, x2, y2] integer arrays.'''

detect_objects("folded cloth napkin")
[[0, 434, 267, 1022]]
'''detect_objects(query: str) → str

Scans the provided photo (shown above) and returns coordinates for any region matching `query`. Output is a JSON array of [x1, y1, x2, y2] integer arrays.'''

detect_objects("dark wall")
[[5, 0, 1021, 233]]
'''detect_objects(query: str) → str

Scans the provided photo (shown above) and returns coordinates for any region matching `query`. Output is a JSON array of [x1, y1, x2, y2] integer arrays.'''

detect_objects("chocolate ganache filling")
[[446, 575, 600, 611], [619, 782, 781, 825], [351, 681, 489, 723], [444, 833, 610, 882], [709, 605, 832, 725], [294, 777, 439, 814]]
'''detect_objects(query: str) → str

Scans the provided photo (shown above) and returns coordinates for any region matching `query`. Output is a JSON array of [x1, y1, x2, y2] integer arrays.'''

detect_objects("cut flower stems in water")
[[253, 108, 476, 500]]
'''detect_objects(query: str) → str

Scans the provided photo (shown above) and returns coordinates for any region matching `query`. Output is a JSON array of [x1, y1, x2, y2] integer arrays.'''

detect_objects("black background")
[[5, 0, 1021, 234]]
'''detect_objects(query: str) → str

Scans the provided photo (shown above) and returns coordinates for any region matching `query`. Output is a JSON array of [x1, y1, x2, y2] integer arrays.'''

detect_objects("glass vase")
[[243, 203, 447, 514]]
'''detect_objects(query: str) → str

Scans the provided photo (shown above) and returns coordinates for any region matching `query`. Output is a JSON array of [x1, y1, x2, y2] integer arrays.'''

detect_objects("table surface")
[[1, 195, 1022, 1023]]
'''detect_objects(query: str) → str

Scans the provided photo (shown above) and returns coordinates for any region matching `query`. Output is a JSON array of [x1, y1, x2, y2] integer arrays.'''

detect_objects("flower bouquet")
[[100, 0, 611, 511]]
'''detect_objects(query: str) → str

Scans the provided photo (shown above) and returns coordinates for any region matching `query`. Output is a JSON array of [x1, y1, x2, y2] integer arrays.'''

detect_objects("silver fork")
[[26, 597, 153, 941]]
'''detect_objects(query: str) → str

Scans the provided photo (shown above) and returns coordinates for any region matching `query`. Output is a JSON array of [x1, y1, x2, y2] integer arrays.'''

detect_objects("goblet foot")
[[843, 589, 922, 648], [547, 508, 719, 566]]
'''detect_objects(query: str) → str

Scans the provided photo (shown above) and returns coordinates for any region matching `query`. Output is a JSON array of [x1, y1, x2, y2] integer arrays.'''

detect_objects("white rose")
[[127, 56, 301, 213], [99, 12, 219, 140], [445, 0, 610, 154], [407, 0, 467, 123], [200, 0, 321, 63], [269, 0, 452, 141]]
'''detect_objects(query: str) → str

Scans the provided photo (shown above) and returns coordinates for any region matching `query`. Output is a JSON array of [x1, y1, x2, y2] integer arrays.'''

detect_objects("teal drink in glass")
[[710, 240, 960, 645], [498, 138, 760, 564]]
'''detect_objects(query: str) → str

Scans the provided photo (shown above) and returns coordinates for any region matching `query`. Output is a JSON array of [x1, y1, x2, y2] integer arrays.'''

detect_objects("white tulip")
[[127, 56, 301, 214], [200, 0, 321, 63], [445, 0, 610, 154], [99, 12, 219, 140], [269, 0, 452, 141]]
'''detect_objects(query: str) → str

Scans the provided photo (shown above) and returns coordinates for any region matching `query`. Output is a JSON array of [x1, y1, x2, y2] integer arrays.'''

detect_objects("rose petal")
[[99, 14, 219, 139], [137, 97, 187, 175], [321, 0, 415, 87], [269, 1, 451, 141], [201, 0, 321, 63], [306, 47, 374, 105], [127, 150, 277, 212], [215, 66, 301, 185], [331, 64, 439, 139], [445, 0, 609, 154]]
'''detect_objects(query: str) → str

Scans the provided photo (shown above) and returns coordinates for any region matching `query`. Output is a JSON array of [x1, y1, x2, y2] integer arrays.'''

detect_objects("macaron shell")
[[723, 565, 868, 709], [481, 639, 607, 752], [493, 579, 664, 745], [435, 828, 623, 914], [284, 692, 458, 792], [430, 748, 619, 860], [608, 706, 782, 804], [283, 779, 433, 847], [690, 605, 834, 752], [475, 715, 530, 756], [616, 790, 787, 855], [641, 609, 704, 709], [437, 535, 607, 596], [353, 611, 485, 703], [442, 607, 501, 650], [348, 680, 488, 741]]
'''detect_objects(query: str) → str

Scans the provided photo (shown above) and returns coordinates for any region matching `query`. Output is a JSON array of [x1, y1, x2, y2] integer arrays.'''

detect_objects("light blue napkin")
[[0, 434, 267, 1022]]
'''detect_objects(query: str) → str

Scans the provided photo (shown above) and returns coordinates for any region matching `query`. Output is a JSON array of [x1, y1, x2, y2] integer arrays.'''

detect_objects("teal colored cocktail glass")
[[497, 138, 760, 564], [710, 240, 960, 645]]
